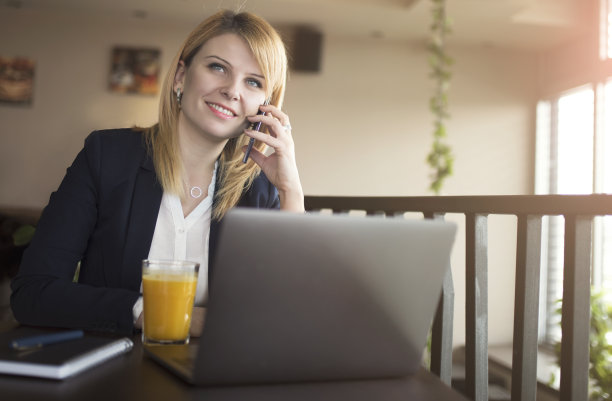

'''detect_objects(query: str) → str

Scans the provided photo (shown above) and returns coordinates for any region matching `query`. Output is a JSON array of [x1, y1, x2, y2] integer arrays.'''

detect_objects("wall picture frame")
[[0, 56, 35, 106], [109, 47, 160, 95]]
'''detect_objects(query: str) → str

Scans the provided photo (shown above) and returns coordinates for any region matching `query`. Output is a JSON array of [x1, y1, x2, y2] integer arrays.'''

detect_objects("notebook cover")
[[0, 327, 133, 380]]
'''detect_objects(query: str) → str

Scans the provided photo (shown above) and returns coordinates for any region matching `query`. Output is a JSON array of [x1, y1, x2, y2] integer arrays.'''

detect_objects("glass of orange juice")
[[142, 259, 199, 345]]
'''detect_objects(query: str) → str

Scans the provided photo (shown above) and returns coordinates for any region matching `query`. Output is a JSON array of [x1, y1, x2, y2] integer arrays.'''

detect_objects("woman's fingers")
[[247, 115, 289, 139], [260, 104, 291, 127], [247, 104, 291, 138], [244, 127, 282, 148], [244, 104, 294, 156]]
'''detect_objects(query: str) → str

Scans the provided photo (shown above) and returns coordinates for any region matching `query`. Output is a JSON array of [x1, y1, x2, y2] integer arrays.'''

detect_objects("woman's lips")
[[207, 102, 237, 120]]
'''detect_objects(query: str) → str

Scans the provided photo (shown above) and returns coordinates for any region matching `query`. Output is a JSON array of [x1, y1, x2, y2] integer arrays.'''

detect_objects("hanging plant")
[[427, 0, 454, 194]]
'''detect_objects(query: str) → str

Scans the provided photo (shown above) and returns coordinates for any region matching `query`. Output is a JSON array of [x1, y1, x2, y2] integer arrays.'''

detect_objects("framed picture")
[[0, 57, 35, 105], [109, 47, 160, 95]]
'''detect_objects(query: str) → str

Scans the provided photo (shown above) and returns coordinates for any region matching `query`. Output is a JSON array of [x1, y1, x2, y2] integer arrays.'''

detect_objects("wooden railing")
[[304, 194, 612, 401]]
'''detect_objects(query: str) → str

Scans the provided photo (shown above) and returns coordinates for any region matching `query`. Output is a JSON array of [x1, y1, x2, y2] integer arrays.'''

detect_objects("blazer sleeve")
[[10, 132, 140, 335]]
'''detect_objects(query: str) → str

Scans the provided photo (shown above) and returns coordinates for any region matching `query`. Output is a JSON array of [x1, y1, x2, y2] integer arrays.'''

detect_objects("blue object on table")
[[10, 330, 85, 351]]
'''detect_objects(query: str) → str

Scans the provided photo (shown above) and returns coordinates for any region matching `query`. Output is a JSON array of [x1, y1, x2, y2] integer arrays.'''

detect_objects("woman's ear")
[[173, 60, 186, 92]]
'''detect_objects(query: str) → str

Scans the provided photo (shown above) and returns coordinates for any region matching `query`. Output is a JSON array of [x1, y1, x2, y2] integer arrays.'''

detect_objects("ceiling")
[[3, 0, 595, 50]]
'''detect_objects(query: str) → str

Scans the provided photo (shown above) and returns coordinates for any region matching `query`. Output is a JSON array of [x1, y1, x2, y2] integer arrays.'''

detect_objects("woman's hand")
[[190, 306, 206, 337], [243, 104, 304, 212]]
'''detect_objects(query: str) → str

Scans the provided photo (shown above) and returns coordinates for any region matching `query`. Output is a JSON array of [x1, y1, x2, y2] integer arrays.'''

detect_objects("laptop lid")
[[177, 208, 456, 386]]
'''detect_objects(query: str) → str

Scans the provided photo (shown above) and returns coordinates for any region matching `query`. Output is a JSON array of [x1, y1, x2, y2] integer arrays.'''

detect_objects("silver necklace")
[[190, 186, 203, 199], [186, 161, 217, 199]]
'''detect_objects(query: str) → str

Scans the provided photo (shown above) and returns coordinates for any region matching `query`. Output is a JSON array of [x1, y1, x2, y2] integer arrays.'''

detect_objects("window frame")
[[535, 83, 612, 347]]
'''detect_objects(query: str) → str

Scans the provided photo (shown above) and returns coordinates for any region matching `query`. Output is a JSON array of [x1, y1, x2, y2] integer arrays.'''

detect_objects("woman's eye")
[[208, 63, 225, 72], [246, 78, 263, 89]]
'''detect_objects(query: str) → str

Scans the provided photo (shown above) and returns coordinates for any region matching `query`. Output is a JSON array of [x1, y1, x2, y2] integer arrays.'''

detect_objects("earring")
[[176, 88, 182, 108]]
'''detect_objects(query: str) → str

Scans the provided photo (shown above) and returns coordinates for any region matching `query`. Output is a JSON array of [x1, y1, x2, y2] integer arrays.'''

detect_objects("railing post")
[[511, 214, 542, 401], [425, 212, 455, 385], [465, 213, 488, 401], [560, 215, 592, 401]]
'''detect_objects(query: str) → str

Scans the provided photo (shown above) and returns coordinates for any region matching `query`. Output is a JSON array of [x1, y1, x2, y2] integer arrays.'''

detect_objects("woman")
[[10, 10, 303, 336]]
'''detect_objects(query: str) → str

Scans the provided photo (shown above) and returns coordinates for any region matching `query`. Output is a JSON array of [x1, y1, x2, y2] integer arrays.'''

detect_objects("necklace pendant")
[[190, 186, 203, 199]]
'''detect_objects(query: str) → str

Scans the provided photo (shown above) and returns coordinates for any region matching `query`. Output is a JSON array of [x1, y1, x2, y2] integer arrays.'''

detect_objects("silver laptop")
[[144, 208, 456, 386]]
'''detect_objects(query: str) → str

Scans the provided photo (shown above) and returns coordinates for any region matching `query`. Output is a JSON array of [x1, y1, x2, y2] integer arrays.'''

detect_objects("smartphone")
[[242, 99, 271, 163]]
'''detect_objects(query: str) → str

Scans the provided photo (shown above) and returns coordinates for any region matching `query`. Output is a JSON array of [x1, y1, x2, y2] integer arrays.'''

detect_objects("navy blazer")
[[10, 129, 280, 335]]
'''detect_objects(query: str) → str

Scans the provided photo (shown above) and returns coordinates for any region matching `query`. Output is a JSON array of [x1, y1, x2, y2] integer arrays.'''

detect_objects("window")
[[536, 85, 612, 345], [535, 86, 597, 343], [535, 0, 612, 344]]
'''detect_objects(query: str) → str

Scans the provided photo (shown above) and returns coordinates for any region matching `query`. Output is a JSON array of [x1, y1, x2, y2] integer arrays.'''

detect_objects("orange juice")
[[142, 273, 197, 342]]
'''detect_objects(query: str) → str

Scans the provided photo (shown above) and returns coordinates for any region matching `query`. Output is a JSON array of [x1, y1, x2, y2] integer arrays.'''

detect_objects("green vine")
[[427, 0, 454, 194]]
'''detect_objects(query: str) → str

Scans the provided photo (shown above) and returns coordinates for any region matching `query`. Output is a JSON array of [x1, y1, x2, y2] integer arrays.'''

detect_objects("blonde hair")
[[142, 10, 288, 220]]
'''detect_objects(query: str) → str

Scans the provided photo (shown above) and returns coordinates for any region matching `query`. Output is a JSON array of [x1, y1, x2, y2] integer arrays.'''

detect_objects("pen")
[[10, 330, 84, 351], [242, 99, 271, 163]]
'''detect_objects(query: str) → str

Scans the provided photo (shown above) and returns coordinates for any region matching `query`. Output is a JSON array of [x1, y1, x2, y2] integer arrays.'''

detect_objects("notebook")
[[144, 208, 456, 386], [0, 327, 133, 380]]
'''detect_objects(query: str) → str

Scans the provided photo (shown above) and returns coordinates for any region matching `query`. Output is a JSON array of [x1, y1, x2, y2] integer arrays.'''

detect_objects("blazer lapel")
[[121, 155, 162, 291]]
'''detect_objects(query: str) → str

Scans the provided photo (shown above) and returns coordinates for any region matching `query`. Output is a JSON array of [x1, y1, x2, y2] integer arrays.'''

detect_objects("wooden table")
[[0, 327, 469, 401]]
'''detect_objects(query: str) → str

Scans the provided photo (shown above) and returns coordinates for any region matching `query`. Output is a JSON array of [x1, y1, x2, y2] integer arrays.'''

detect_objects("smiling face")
[[174, 33, 267, 143]]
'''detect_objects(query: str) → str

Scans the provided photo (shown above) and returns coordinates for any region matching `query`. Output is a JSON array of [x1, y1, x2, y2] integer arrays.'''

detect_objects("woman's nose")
[[220, 79, 240, 101]]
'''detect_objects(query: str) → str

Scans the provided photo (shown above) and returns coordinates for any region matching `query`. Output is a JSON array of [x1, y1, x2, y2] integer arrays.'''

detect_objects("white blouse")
[[132, 164, 217, 322]]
